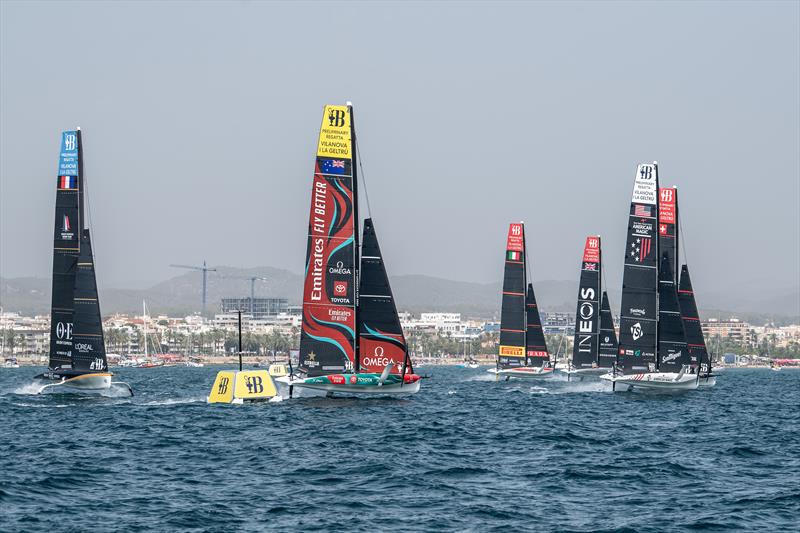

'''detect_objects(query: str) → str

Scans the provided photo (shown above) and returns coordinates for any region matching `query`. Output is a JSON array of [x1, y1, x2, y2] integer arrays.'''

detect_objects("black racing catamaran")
[[566, 236, 610, 377], [277, 104, 420, 396], [489, 222, 553, 380], [35, 130, 131, 395], [601, 163, 698, 390]]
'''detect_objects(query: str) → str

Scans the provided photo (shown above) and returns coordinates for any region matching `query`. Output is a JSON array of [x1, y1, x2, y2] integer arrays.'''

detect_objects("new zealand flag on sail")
[[319, 159, 347, 175]]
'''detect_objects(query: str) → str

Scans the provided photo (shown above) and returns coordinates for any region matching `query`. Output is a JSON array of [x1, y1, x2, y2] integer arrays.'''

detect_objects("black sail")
[[678, 265, 708, 372], [571, 236, 601, 370], [498, 223, 526, 369], [598, 292, 618, 368], [525, 283, 549, 366], [357, 218, 410, 374], [657, 253, 691, 372], [48, 130, 82, 371], [71, 230, 107, 372], [618, 163, 659, 373]]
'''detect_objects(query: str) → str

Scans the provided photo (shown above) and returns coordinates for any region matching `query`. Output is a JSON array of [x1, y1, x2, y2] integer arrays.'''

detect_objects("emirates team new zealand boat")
[[34, 130, 132, 395], [601, 163, 698, 391], [277, 104, 420, 396], [488, 222, 553, 380], [565, 236, 618, 377]]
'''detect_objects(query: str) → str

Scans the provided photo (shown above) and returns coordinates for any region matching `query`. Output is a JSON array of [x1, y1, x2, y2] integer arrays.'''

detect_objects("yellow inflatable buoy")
[[208, 370, 278, 404]]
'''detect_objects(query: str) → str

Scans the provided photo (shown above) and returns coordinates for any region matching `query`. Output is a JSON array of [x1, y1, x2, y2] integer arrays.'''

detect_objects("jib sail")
[[598, 292, 618, 368], [357, 218, 410, 375], [658, 187, 679, 284], [525, 283, 549, 366], [71, 229, 107, 372], [657, 254, 691, 372], [571, 236, 601, 370], [498, 222, 526, 369], [678, 265, 708, 372], [618, 163, 659, 373], [299, 105, 358, 376], [48, 130, 82, 371]]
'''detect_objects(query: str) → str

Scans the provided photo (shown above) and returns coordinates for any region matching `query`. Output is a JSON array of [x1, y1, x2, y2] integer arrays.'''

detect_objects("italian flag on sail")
[[507, 251, 521, 261]]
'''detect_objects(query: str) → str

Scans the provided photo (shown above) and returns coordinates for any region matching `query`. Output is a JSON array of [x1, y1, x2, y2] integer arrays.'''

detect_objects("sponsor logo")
[[629, 237, 652, 263], [629, 307, 646, 317], [506, 223, 524, 252], [333, 281, 348, 296], [328, 260, 352, 275], [64, 133, 77, 151], [499, 345, 525, 357], [245, 375, 264, 394], [55, 321, 73, 340], [89, 358, 104, 371], [328, 374, 345, 385], [662, 351, 681, 363], [217, 377, 230, 394], [361, 346, 395, 368], [511, 224, 521, 236], [74, 342, 93, 353], [60, 215, 74, 240], [304, 351, 319, 368], [632, 164, 657, 204], [630, 322, 643, 341], [349, 375, 358, 384], [309, 179, 328, 301], [328, 108, 346, 127]]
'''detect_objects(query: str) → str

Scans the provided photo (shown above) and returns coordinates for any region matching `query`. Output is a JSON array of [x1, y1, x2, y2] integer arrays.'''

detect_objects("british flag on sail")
[[630, 237, 652, 262]]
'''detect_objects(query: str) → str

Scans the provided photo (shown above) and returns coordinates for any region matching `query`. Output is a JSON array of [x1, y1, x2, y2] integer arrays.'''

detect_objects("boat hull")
[[697, 375, 717, 387], [277, 373, 421, 395], [488, 367, 555, 379], [600, 371, 699, 391], [37, 372, 113, 393]]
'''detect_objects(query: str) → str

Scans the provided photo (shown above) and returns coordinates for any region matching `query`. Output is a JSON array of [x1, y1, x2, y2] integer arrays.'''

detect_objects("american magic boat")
[[33, 130, 132, 395], [488, 222, 553, 380], [564, 236, 618, 378], [601, 163, 698, 391], [276, 104, 420, 396]]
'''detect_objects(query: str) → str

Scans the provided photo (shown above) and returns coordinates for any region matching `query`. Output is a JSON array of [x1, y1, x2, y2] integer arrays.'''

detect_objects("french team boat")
[[34, 130, 132, 395], [601, 163, 698, 391], [565, 236, 617, 377], [489, 223, 553, 380], [277, 104, 420, 396]]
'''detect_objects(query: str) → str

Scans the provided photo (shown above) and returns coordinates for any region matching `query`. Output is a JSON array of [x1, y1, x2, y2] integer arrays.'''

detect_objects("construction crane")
[[169, 261, 217, 315], [219, 275, 269, 315]]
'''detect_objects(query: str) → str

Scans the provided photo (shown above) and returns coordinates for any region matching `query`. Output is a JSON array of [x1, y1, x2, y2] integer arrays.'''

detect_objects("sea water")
[[1, 367, 798, 532]]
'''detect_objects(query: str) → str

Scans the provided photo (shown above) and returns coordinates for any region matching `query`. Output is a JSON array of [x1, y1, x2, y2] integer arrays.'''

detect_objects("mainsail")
[[618, 163, 659, 373], [48, 130, 82, 371], [678, 265, 708, 371], [299, 105, 358, 377], [357, 218, 409, 374], [598, 292, 618, 367], [657, 254, 691, 372], [71, 230, 107, 372], [498, 222, 526, 369], [571, 236, 601, 370], [658, 187, 679, 283], [525, 283, 549, 366]]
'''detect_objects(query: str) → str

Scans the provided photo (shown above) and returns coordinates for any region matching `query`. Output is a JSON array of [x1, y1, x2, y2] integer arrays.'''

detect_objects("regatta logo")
[[333, 281, 348, 296], [328, 261, 352, 275], [217, 377, 230, 395], [660, 188, 674, 203], [245, 376, 264, 394], [630, 322, 644, 341], [361, 346, 394, 368], [587, 238, 599, 249], [64, 133, 77, 151], [56, 321, 73, 340], [639, 165, 653, 180], [90, 358, 104, 370], [662, 351, 681, 364], [74, 342, 93, 353], [510, 224, 522, 236], [328, 109, 346, 127]]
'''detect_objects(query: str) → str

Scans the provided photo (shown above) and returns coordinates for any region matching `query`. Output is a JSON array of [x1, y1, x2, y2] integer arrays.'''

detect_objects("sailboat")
[[601, 163, 698, 391], [565, 236, 603, 377], [488, 222, 553, 380], [34, 129, 132, 395], [277, 103, 420, 396]]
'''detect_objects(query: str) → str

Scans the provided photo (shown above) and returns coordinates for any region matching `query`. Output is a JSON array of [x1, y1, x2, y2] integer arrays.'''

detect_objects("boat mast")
[[653, 162, 661, 371], [350, 102, 361, 373], [143, 300, 148, 359]]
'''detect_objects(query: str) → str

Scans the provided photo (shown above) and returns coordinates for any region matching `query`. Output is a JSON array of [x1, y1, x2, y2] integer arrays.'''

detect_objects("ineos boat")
[[34, 130, 132, 395], [601, 163, 697, 391], [488, 223, 553, 380], [277, 103, 420, 396]]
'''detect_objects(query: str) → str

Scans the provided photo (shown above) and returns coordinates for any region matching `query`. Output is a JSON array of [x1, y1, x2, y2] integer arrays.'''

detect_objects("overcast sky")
[[1, 1, 798, 294]]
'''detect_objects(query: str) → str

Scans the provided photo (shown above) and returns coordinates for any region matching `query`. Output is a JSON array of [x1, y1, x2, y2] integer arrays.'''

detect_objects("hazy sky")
[[1, 1, 798, 294]]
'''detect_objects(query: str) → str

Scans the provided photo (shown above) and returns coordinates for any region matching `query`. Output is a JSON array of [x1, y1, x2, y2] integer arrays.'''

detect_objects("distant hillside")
[[2, 266, 798, 324]]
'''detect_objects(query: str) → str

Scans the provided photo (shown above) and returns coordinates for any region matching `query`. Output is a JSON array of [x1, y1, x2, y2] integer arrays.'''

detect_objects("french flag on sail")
[[58, 176, 76, 190]]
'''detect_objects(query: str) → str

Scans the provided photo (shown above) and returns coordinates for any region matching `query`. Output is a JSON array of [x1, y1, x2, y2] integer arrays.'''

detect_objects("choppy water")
[[1, 367, 798, 532]]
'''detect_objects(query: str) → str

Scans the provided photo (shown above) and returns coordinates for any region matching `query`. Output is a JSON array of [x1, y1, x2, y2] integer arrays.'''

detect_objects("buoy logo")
[[246, 375, 264, 394], [328, 108, 346, 127], [217, 377, 229, 395]]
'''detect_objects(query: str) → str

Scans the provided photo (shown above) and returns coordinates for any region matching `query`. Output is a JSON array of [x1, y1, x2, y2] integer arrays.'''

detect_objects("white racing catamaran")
[[277, 104, 420, 397], [34, 129, 132, 396], [488, 223, 554, 380], [601, 163, 698, 391]]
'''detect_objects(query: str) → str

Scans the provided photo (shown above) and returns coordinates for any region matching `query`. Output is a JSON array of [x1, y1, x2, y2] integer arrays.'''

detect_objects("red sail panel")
[[299, 105, 357, 376]]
